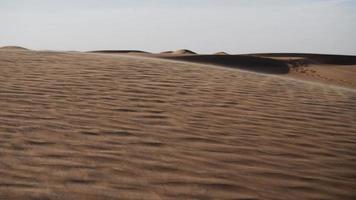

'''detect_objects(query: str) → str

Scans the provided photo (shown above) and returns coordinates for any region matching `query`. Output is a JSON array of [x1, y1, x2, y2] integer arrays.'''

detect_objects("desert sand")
[[1, 48, 356, 199], [253, 53, 356, 89], [152, 51, 356, 89]]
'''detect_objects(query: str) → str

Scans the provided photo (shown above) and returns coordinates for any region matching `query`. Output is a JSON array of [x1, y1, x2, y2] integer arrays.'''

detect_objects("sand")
[[253, 53, 356, 89], [157, 54, 290, 74], [1, 49, 356, 199], [288, 64, 356, 89], [150, 52, 356, 88]]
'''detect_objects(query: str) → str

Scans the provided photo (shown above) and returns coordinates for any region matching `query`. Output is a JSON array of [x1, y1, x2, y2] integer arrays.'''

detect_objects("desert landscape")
[[0, 46, 356, 199]]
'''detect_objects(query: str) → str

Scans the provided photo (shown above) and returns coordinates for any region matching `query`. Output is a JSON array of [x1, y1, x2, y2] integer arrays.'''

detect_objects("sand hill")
[[172, 49, 197, 55], [158, 49, 197, 55], [0, 46, 29, 51], [159, 50, 173, 54], [88, 50, 149, 54], [0, 49, 356, 199], [215, 52, 229, 55], [88, 49, 356, 88]]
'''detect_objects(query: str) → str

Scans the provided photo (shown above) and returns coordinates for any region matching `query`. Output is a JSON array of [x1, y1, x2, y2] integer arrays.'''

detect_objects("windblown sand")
[[289, 64, 356, 89], [1, 50, 356, 200]]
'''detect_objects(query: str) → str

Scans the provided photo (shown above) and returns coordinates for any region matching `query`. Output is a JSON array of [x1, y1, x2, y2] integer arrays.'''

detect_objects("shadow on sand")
[[163, 55, 290, 74]]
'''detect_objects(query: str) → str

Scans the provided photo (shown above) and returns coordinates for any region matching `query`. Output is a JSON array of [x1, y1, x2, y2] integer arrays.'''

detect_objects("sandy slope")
[[150, 52, 356, 89], [1, 49, 356, 200], [252, 53, 356, 89], [288, 64, 356, 89]]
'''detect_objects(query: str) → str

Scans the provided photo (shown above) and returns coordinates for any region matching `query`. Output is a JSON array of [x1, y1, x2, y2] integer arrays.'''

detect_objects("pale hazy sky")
[[0, 0, 355, 54]]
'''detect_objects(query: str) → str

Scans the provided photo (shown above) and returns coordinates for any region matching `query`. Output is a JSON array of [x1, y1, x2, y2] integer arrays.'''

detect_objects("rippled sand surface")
[[1, 50, 356, 200]]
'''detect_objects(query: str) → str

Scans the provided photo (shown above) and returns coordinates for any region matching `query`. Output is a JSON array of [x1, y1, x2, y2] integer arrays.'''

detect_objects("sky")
[[0, 0, 355, 54]]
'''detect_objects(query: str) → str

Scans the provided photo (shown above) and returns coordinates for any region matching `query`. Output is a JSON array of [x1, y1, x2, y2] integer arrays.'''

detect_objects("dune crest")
[[0, 46, 29, 51], [159, 50, 173, 54], [88, 50, 149, 54], [172, 49, 197, 55], [86, 49, 356, 88], [159, 49, 197, 55], [215, 52, 229, 55]]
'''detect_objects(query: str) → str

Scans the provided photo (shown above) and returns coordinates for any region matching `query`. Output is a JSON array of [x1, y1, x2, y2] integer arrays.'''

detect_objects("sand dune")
[[215, 52, 229, 55], [160, 50, 174, 54], [1, 49, 356, 199], [172, 49, 197, 55], [88, 49, 356, 87], [150, 52, 356, 88], [0, 46, 29, 51], [88, 50, 149, 54]]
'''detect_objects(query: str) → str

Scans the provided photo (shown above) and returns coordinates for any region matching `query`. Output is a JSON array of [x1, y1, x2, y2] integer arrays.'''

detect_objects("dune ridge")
[[156, 49, 197, 55], [86, 49, 356, 88], [88, 50, 149, 54], [215, 52, 229, 55], [0, 46, 29, 51], [172, 49, 197, 55]]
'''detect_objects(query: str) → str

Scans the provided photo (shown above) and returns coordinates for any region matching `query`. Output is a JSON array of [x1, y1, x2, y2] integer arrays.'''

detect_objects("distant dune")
[[158, 49, 197, 55], [214, 51, 229, 55], [0, 46, 29, 51], [1, 49, 355, 199], [172, 49, 197, 55], [160, 50, 174, 54], [86, 49, 356, 88], [88, 50, 149, 54]]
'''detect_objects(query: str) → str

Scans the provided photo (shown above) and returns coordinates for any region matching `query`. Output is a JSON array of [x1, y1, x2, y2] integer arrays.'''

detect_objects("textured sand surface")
[[252, 53, 356, 89], [289, 64, 356, 89], [154, 53, 356, 88], [1, 50, 356, 199]]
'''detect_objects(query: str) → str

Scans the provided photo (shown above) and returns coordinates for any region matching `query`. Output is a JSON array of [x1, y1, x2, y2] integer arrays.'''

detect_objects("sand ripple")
[[0, 50, 356, 199]]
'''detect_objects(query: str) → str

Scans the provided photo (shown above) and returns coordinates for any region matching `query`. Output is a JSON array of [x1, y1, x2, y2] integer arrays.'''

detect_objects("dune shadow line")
[[163, 55, 290, 74]]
